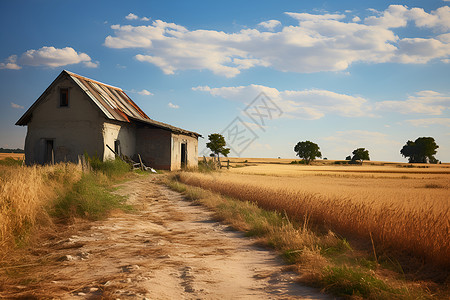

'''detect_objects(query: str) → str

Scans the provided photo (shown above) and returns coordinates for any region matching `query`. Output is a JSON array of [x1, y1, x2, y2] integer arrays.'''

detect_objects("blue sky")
[[1, 0, 449, 162]]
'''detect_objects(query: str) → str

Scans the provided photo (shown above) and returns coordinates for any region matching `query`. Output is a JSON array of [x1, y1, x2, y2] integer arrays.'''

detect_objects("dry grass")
[[0, 153, 24, 161], [0, 164, 82, 257], [178, 166, 450, 268], [167, 175, 440, 299]]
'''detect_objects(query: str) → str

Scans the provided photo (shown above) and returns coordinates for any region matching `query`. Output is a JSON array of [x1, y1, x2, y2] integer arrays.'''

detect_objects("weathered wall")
[[170, 133, 198, 170], [135, 126, 172, 169], [25, 76, 104, 164], [102, 121, 136, 161]]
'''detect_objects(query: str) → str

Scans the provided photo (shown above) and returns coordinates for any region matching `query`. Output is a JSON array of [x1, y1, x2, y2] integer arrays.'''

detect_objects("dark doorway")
[[45, 139, 54, 164], [181, 143, 187, 168], [114, 140, 121, 157]]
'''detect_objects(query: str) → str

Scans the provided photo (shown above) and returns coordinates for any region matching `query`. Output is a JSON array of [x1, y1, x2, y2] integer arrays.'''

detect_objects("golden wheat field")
[[180, 162, 450, 267]]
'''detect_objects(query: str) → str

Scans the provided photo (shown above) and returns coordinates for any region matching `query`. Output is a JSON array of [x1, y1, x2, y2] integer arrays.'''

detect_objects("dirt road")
[[5, 175, 330, 299]]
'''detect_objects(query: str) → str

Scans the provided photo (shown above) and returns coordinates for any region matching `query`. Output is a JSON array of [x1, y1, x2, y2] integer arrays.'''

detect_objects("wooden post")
[[138, 154, 144, 171], [106, 144, 126, 162], [227, 160, 230, 169]]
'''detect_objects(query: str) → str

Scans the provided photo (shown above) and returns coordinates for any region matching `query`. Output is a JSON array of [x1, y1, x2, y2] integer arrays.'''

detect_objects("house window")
[[60, 88, 69, 107]]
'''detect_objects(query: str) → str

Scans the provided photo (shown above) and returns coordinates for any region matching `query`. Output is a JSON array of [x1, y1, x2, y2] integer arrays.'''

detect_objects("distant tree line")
[[0, 148, 24, 153], [293, 137, 440, 164]]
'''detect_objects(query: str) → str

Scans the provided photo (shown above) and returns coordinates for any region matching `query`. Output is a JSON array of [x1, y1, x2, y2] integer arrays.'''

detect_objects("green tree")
[[293, 141, 322, 164], [206, 133, 230, 164], [352, 148, 370, 163], [400, 137, 439, 163]]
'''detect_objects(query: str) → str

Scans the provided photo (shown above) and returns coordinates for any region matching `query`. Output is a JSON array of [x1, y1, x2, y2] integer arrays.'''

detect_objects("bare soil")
[[1, 175, 331, 299]]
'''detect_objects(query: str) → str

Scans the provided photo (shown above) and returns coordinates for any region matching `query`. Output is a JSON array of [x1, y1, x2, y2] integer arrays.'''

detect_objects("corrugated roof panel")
[[90, 81, 118, 109], [71, 76, 115, 119], [65, 70, 200, 136]]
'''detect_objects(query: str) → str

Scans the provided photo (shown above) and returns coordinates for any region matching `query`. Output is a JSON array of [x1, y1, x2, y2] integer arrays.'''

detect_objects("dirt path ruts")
[[8, 175, 331, 299]]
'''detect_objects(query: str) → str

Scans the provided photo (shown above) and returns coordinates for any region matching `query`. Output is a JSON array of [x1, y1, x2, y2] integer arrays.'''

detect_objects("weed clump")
[[87, 155, 130, 178], [51, 173, 130, 221]]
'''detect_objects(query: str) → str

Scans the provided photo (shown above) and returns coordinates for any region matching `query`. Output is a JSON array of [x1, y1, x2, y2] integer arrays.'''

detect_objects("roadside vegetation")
[[0, 157, 132, 261], [167, 164, 449, 299]]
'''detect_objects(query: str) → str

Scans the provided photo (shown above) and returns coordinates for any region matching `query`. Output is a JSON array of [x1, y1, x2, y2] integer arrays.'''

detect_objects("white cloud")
[[126, 13, 150, 21], [126, 13, 139, 20], [168, 102, 179, 109], [104, 6, 450, 77], [365, 5, 410, 28], [138, 89, 153, 96], [394, 37, 450, 64], [376, 90, 450, 115], [83, 61, 99, 68], [365, 5, 450, 31], [14, 46, 97, 68], [10, 102, 24, 109], [405, 118, 450, 127], [258, 20, 281, 31], [0, 55, 21, 70], [193, 84, 371, 120], [285, 12, 346, 21]]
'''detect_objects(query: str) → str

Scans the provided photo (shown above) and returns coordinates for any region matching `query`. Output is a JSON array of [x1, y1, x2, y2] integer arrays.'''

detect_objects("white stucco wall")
[[102, 121, 136, 161], [170, 133, 198, 170]]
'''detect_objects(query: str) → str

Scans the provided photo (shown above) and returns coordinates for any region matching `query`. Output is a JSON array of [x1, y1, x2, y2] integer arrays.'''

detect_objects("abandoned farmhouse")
[[16, 70, 201, 170]]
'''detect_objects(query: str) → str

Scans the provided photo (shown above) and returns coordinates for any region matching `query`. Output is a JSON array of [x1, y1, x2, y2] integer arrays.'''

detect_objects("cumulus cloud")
[[405, 118, 450, 127], [394, 38, 450, 64], [104, 6, 450, 77], [375, 90, 450, 115], [1, 46, 98, 69], [138, 89, 153, 96], [0, 55, 21, 70], [168, 102, 179, 109], [285, 12, 346, 21], [193, 84, 372, 120], [126, 13, 139, 20], [258, 20, 281, 31], [126, 13, 150, 21], [365, 5, 450, 31], [10, 102, 24, 109]]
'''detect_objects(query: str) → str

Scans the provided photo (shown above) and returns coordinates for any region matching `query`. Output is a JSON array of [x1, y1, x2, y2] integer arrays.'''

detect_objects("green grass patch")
[[87, 155, 131, 178], [320, 266, 406, 299], [50, 173, 132, 221]]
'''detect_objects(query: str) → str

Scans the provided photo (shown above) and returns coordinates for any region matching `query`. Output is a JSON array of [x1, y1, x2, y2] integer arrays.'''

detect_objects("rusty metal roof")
[[16, 70, 201, 137]]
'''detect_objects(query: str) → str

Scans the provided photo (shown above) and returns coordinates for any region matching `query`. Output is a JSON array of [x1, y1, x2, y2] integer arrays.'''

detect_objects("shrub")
[[87, 154, 130, 178]]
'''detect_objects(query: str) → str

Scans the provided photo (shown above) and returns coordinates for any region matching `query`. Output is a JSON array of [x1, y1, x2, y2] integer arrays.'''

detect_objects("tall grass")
[[51, 172, 131, 221], [0, 164, 81, 252], [177, 172, 450, 268], [0, 158, 132, 257], [166, 176, 427, 299], [87, 155, 131, 177]]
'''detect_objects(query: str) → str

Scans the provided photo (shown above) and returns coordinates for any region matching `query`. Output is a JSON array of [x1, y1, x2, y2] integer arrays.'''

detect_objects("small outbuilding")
[[16, 70, 201, 170]]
